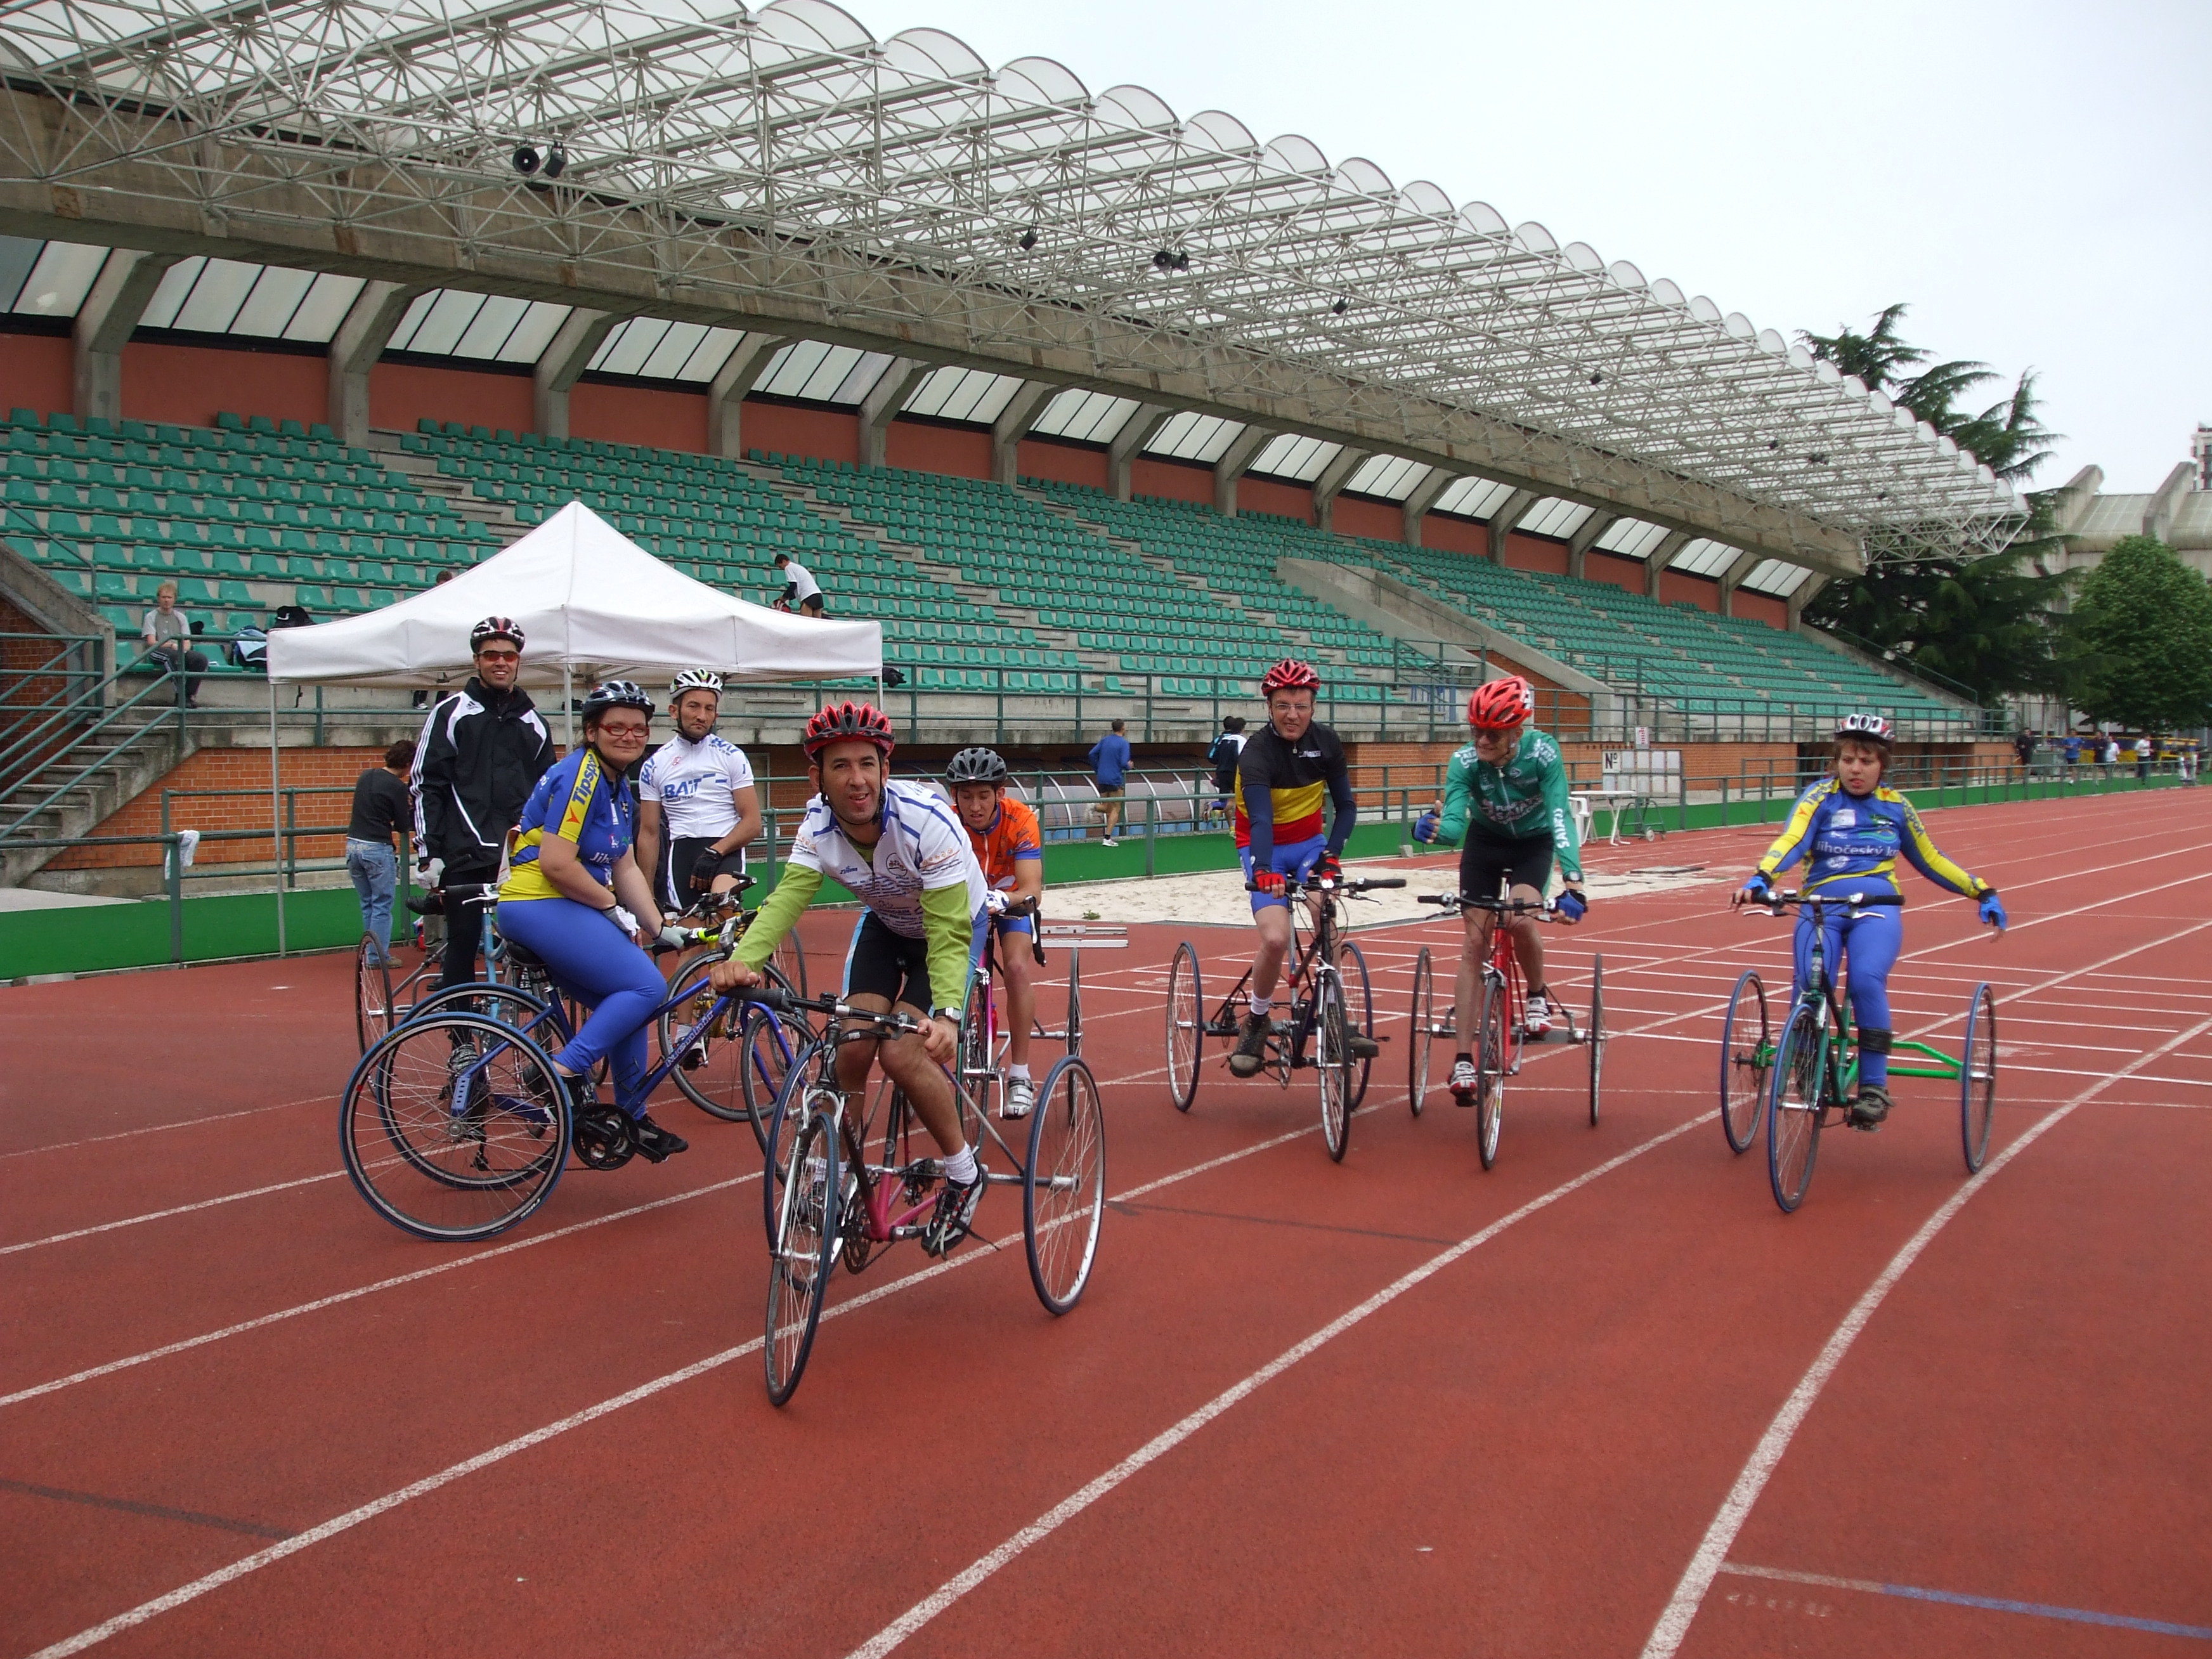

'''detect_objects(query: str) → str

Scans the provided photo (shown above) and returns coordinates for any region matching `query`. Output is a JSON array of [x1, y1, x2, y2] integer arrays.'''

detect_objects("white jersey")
[[787, 778, 986, 939], [782, 560, 821, 603], [639, 732, 755, 838]]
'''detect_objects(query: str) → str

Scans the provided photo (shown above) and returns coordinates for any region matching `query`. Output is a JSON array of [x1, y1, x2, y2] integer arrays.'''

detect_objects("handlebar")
[[1738, 888, 1904, 918], [1242, 876, 1409, 895], [751, 985, 923, 1034], [1419, 892, 1558, 918]]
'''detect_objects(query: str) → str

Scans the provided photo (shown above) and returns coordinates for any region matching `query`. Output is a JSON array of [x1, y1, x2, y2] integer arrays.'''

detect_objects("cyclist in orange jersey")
[[947, 748, 1046, 1117]]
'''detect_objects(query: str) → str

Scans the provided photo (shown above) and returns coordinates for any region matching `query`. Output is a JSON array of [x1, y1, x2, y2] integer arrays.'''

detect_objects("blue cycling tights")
[[1792, 902, 1902, 1088], [495, 897, 667, 1116]]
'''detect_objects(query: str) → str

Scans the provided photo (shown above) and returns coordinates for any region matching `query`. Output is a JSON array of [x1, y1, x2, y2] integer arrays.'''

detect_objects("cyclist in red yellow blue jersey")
[[1228, 659, 1366, 1078], [495, 680, 689, 1162], [947, 747, 1046, 1118], [1732, 712, 2008, 1128]]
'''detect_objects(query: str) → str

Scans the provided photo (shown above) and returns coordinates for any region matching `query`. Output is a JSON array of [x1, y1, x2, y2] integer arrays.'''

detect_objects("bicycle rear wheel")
[[765, 1111, 838, 1407], [1766, 1004, 1826, 1213], [1721, 970, 1769, 1155], [355, 935, 393, 1054], [1586, 954, 1606, 1126], [1317, 973, 1353, 1163], [1338, 939, 1374, 1110], [1473, 980, 1507, 1169], [1961, 983, 1997, 1173], [1025, 1055, 1106, 1314], [656, 951, 750, 1124], [341, 1012, 570, 1242], [1407, 946, 1433, 1117], [1166, 941, 1202, 1112]]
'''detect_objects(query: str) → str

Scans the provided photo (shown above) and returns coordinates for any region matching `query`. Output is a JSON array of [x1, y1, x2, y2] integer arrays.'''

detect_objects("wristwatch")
[[929, 1007, 961, 1024]]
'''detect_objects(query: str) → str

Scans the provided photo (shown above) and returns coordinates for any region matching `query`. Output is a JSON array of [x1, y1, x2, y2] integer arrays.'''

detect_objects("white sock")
[[941, 1145, 978, 1185], [1009, 1064, 1031, 1082], [1249, 994, 1272, 1017]]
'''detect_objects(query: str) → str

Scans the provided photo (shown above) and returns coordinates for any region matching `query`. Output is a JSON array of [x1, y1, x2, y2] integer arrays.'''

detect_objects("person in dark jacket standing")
[[347, 738, 416, 964], [412, 617, 557, 989]]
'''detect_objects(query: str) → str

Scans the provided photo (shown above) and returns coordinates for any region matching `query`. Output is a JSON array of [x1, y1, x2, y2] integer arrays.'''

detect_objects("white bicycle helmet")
[[669, 668, 723, 708]]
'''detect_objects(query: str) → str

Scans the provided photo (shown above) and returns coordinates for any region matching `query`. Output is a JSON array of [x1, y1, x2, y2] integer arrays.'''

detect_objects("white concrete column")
[[1311, 447, 1367, 533], [1485, 488, 1540, 563], [533, 308, 630, 439], [1786, 573, 1830, 632], [1716, 547, 1764, 617], [1644, 529, 1692, 599], [1400, 467, 1454, 547], [327, 281, 423, 446], [2145, 461, 2194, 545], [990, 381, 1057, 486], [1212, 424, 1275, 516], [706, 332, 787, 459], [72, 250, 176, 424], [1566, 510, 1617, 582], [858, 358, 932, 469], [1108, 405, 1174, 501]]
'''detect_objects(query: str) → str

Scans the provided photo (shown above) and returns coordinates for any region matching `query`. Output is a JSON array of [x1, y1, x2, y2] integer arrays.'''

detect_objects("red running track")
[[3, 787, 2209, 1658]]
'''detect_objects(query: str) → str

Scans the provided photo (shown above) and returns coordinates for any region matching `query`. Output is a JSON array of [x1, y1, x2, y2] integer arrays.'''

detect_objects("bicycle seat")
[[502, 937, 547, 972]]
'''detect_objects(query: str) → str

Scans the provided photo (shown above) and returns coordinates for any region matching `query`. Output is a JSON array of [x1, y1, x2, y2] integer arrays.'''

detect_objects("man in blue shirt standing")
[[1090, 719, 1132, 846]]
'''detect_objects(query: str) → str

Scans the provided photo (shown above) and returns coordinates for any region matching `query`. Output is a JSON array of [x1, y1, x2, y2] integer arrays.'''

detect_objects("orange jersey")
[[966, 796, 1043, 892]]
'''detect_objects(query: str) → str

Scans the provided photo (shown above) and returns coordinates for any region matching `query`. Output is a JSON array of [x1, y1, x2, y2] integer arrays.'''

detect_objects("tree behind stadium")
[[2064, 536, 2212, 732]]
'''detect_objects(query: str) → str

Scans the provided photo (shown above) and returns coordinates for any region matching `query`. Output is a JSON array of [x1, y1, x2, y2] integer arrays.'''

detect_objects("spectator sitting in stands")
[[141, 580, 209, 708]]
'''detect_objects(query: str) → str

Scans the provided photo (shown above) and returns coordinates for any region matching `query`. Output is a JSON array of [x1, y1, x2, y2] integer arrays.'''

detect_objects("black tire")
[[1766, 1004, 1826, 1213], [765, 1110, 838, 1407], [340, 1012, 571, 1243], [1587, 954, 1605, 1127], [655, 950, 749, 1124], [959, 976, 998, 1122], [1166, 941, 1202, 1112], [1065, 945, 1083, 1058], [771, 928, 809, 1003], [762, 1047, 825, 1249], [355, 935, 393, 1055], [1317, 973, 1353, 1163], [1721, 970, 1769, 1155], [1961, 983, 1997, 1173], [1474, 979, 1507, 1170], [1025, 1055, 1106, 1314], [738, 1006, 810, 1153], [1408, 946, 1433, 1118], [1339, 939, 1375, 1110]]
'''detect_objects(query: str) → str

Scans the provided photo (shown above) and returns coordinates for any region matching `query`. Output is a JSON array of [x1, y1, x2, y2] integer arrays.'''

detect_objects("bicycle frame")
[[1755, 892, 1967, 1094], [1204, 882, 1344, 1084]]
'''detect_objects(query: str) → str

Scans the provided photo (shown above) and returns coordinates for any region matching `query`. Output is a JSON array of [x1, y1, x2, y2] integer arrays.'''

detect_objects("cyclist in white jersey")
[[711, 701, 992, 1255], [634, 670, 762, 916]]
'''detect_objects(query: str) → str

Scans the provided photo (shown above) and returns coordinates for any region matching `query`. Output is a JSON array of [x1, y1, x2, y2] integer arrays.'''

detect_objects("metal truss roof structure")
[[0, 0, 2025, 576]]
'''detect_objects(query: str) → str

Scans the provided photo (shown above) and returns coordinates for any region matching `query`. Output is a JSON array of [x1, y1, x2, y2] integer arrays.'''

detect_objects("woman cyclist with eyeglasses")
[[1731, 713, 2008, 1128]]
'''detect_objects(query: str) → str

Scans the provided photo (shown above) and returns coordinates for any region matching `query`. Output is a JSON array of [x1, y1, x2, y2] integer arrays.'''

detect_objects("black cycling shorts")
[[658, 836, 745, 913], [1459, 828, 1554, 903], [842, 911, 939, 1013]]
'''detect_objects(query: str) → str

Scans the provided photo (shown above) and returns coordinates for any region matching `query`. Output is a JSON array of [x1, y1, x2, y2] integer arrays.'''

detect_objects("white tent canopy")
[[265, 501, 881, 687]]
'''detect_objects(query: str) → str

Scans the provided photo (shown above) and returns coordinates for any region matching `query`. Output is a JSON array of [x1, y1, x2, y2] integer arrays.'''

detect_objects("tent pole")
[[270, 675, 285, 956], [564, 665, 574, 750]]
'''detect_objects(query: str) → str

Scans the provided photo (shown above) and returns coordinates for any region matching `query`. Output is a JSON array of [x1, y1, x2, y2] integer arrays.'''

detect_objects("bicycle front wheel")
[[1766, 1004, 1827, 1213], [656, 949, 751, 1124], [1025, 1055, 1107, 1314], [761, 1052, 824, 1249], [1165, 941, 1202, 1112], [1961, 983, 1997, 1173], [1338, 939, 1375, 1110], [355, 935, 393, 1054], [1407, 946, 1433, 1117], [1586, 954, 1605, 1127], [738, 1005, 810, 1154], [1474, 979, 1507, 1170], [1721, 970, 1769, 1155], [765, 1110, 838, 1407], [1317, 973, 1353, 1163]]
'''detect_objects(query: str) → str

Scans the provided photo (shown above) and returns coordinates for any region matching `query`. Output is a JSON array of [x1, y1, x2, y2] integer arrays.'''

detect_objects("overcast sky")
[[854, 0, 2208, 495]]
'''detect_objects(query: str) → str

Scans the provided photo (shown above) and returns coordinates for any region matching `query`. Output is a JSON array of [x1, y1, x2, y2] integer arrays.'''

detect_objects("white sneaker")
[[1003, 1077, 1036, 1119], [1523, 995, 1554, 1036], [1448, 1058, 1479, 1103], [1101, 836, 1117, 847]]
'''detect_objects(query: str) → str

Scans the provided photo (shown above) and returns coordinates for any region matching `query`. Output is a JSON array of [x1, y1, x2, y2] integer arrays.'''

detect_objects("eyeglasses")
[[476, 649, 520, 664], [596, 722, 649, 740]]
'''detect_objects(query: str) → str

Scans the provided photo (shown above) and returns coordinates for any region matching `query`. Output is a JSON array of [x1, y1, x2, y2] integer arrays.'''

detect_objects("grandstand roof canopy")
[[0, 0, 2024, 584]]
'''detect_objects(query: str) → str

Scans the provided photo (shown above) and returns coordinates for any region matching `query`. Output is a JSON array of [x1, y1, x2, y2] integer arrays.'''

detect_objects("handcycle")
[[1405, 892, 1604, 1169], [755, 986, 1105, 1406], [959, 896, 1126, 1114], [1721, 888, 1997, 1213], [338, 911, 789, 1243], [1162, 873, 1402, 1163]]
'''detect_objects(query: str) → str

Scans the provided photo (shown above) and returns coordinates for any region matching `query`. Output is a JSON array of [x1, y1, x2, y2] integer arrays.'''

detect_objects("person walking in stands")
[[772, 552, 825, 616], [346, 739, 415, 965], [141, 581, 209, 708], [412, 617, 557, 991], [1090, 719, 1132, 846]]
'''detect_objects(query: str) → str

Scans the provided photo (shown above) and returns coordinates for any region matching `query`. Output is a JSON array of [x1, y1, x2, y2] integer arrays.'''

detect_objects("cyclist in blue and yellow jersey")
[[1731, 713, 2008, 1127], [1228, 659, 1370, 1077], [1412, 675, 1586, 1103], [495, 680, 689, 1164]]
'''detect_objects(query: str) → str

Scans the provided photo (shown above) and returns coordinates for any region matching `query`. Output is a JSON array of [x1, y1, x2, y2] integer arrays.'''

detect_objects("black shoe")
[[1349, 1032, 1380, 1060], [921, 1165, 986, 1256], [1228, 1010, 1271, 1077], [629, 1112, 689, 1162], [1849, 1085, 1892, 1129]]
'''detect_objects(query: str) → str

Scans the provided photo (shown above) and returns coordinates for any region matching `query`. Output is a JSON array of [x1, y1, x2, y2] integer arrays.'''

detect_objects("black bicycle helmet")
[[945, 746, 1009, 784], [802, 699, 895, 758], [470, 616, 524, 651], [579, 679, 653, 725]]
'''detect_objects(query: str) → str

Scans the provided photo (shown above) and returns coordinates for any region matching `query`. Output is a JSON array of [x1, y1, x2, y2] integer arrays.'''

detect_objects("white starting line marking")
[[0, 1171, 345, 1257]]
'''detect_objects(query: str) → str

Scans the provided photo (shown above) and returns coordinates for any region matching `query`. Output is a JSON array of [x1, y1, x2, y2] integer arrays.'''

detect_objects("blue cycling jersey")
[[501, 749, 634, 901], [1755, 777, 1989, 902]]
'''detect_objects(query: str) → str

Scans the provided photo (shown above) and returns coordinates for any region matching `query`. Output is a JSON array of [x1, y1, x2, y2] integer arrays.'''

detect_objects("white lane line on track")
[[0, 1094, 337, 1162], [0, 1172, 345, 1257], [0, 1175, 757, 1411], [22, 1107, 1350, 1657], [1635, 1006, 2212, 1659], [844, 1113, 1707, 1659]]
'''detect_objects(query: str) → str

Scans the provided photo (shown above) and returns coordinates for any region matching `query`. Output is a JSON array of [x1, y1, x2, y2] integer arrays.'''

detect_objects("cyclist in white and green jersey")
[[1412, 675, 1586, 1103]]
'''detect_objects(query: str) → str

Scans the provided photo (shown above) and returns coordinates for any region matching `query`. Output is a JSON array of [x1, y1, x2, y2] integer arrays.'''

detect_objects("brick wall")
[[47, 745, 393, 871]]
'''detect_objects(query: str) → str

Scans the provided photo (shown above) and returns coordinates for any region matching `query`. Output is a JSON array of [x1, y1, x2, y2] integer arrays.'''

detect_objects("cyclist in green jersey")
[[1412, 675, 1586, 1103]]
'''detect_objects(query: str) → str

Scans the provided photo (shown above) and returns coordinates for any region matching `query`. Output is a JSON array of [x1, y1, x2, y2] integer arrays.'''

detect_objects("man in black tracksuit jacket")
[[411, 621, 557, 989]]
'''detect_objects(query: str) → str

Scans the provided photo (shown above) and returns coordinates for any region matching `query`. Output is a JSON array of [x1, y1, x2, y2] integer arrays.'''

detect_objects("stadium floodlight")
[[1018, 227, 1038, 251], [543, 145, 567, 179], [511, 145, 540, 176]]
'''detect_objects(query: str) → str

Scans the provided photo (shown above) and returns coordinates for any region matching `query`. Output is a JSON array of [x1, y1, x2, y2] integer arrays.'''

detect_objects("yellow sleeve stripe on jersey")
[[1757, 777, 1833, 877], [1890, 789, 1985, 894], [556, 753, 601, 844]]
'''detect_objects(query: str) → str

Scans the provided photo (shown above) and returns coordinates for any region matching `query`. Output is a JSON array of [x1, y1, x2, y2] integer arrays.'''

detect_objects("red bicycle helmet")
[[1260, 658, 1322, 696], [802, 699, 896, 759], [1467, 675, 1535, 731]]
